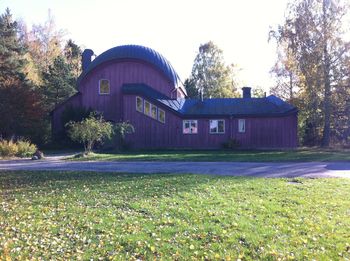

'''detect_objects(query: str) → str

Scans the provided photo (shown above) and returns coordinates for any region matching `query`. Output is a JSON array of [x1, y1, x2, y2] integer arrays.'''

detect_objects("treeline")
[[1, 0, 349, 148], [0, 8, 81, 145], [270, 0, 350, 147]]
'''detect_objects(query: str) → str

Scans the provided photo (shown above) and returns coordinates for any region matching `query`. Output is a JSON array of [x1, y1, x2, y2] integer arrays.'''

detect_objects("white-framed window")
[[210, 119, 225, 134], [158, 108, 165, 123], [238, 119, 246, 133], [151, 104, 157, 119], [136, 96, 143, 112], [183, 120, 198, 134], [99, 79, 110, 95], [144, 100, 151, 116]]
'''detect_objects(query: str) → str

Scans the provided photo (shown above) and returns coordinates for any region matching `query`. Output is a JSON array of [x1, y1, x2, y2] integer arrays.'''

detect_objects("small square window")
[[136, 96, 143, 112], [158, 109, 165, 123], [99, 79, 110, 94], [183, 120, 198, 134], [210, 120, 225, 134], [238, 119, 245, 133], [151, 104, 157, 119]]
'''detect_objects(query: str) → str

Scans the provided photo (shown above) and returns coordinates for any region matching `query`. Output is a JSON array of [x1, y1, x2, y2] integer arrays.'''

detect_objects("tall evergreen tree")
[[42, 55, 77, 110], [0, 8, 26, 82], [64, 39, 82, 79]]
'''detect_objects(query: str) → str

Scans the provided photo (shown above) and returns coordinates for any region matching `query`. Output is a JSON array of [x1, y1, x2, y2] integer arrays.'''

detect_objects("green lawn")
[[1, 171, 350, 260], [70, 148, 350, 162]]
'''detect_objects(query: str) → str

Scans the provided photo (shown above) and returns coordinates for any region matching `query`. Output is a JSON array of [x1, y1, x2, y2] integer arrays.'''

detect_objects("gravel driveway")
[[1, 155, 350, 178]]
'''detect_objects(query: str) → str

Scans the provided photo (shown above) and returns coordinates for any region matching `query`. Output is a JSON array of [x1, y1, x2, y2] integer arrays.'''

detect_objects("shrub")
[[0, 139, 37, 158], [16, 139, 37, 157], [66, 113, 113, 154], [112, 122, 135, 151], [0, 139, 18, 157], [222, 138, 241, 150]]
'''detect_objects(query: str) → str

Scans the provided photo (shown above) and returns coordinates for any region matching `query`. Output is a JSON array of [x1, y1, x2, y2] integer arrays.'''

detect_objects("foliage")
[[61, 106, 94, 129], [70, 148, 350, 162], [0, 7, 89, 147], [42, 55, 77, 110], [66, 114, 113, 153], [112, 122, 135, 150], [183, 78, 199, 99], [0, 8, 46, 144], [24, 10, 65, 77], [252, 87, 266, 98], [0, 138, 37, 157], [16, 139, 38, 157], [64, 39, 82, 79], [1, 171, 350, 259], [187, 41, 240, 98], [0, 139, 18, 157], [270, 0, 350, 146], [222, 138, 241, 149]]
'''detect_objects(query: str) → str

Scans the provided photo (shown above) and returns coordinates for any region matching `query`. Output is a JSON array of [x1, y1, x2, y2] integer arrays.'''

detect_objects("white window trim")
[[98, 79, 110, 95], [136, 96, 143, 112], [183, 120, 198, 134], [238, 119, 246, 133], [209, 119, 225, 134], [158, 108, 165, 123]]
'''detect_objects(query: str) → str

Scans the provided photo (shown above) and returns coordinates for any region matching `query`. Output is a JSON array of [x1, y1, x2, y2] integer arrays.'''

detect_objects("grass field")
[[1, 171, 350, 259], [70, 148, 350, 162]]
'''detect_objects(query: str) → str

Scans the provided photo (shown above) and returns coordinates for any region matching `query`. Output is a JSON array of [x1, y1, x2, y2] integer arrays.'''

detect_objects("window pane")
[[191, 120, 198, 133], [151, 104, 157, 119], [158, 109, 165, 123], [239, 119, 245, 133], [183, 121, 190, 133], [136, 97, 143, 112], [210, 120, 218, 133], [99, 79, 110, 94], [144, 101, 150, 115], [218, 120, 225, 133], [183, 120, 197, 134]]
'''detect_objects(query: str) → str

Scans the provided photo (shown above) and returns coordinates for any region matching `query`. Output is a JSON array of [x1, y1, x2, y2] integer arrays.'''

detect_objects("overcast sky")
[[1, 0, 292, 92]]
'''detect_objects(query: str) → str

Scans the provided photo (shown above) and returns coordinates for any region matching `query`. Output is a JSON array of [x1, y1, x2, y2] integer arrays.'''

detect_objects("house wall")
[[51, 93, 82, 134], [78, 59, 177, 122], [123, 95, 298, 149]]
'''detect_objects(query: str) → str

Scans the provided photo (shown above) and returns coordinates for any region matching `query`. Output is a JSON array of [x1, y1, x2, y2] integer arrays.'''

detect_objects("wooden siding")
[[51, 93, 82, 134], [52, 56, 298, 149], [79, 59, 176, 122], [123, 95, 298, 149]]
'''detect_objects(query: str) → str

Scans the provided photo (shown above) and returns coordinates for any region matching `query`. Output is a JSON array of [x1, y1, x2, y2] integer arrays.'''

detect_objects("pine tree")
[[0, 8, 26, 82], [42, 55, 77, 110], [64, 39, 82, 79]]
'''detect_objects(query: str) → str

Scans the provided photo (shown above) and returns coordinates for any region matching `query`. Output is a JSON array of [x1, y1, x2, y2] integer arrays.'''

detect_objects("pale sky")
[[0, 0, 291, 92]]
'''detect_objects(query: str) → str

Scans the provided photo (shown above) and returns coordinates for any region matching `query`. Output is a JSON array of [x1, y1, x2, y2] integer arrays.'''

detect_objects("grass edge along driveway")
[[68, 148, 350, 162]]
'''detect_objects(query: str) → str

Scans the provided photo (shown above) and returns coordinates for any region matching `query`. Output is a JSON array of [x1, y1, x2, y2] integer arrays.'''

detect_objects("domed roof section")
[[79, 44, 182, 87]]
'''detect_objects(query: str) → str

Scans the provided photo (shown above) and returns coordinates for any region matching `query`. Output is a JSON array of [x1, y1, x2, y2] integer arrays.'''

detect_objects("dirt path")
[[1, 155, 349, 178]]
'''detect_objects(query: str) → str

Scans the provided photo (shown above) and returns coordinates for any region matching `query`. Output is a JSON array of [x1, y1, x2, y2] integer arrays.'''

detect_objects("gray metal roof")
[[122, 84, 297, 117]]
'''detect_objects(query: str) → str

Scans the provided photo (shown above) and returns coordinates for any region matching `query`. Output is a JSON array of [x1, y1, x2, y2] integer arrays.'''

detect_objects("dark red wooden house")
[[52, 45, 298, 149]]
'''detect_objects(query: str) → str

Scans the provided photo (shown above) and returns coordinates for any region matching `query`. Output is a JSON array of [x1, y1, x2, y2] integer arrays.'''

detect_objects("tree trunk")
[[321, 55, 331, 147], [321, 0, 331, 147]]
